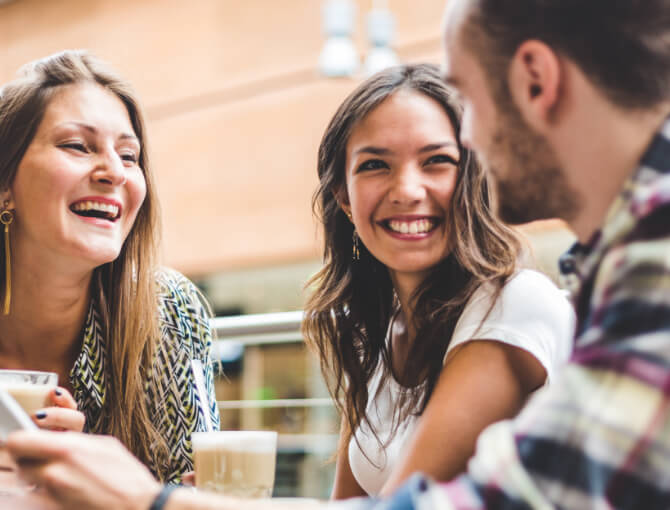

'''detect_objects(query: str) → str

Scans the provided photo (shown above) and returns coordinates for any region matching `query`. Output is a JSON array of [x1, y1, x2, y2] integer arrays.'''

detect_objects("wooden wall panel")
[[0, 0, 446, 108], [150, 79, 358, 274], [0, 0, 452, 274]]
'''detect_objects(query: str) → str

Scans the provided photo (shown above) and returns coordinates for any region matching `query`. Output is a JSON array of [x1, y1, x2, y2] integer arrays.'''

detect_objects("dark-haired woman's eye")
[[357, 159, 388, 172], [425, 154, 459, 166]]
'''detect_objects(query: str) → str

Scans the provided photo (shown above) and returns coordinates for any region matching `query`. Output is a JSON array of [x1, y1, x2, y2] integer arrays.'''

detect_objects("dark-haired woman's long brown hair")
[[302, 64, 522, 452]]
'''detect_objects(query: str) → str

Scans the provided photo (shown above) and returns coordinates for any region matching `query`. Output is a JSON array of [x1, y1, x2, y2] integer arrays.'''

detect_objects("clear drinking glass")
[[0, 369, 58, 497], [192, 430, 278, 498], [0, 370, 58, 415]]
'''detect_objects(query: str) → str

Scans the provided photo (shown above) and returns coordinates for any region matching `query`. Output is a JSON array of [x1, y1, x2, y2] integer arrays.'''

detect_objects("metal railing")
[[211, 310, 332, 412], [211, 310, 304, 346], [211, 312, 338, 495], [210, 311, 336, 450], [211, 310, 333, 410]]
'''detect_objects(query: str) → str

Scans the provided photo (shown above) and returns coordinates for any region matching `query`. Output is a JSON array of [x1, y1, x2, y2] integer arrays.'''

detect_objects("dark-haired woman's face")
[[342, 90, 460, 287]]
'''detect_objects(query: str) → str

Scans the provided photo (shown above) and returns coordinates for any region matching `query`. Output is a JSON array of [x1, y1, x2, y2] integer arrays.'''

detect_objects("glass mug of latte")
[[192, 430, 277, 498], [0, 369, 58, 417], [0, 369, 58, 497]]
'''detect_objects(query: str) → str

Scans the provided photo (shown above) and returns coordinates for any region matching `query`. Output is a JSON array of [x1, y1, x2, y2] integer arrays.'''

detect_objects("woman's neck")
[[387, 270, 425, 383], [389, 270, 423, 342], [0, 256, 92, 377]]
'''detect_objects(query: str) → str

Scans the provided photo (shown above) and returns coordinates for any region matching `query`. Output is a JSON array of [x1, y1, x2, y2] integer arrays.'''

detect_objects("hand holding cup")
[[33, 387, 86, 432]]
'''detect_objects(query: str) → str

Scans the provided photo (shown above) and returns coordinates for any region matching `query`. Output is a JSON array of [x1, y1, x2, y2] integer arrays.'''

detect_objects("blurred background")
[[1, 0, 574, 498]]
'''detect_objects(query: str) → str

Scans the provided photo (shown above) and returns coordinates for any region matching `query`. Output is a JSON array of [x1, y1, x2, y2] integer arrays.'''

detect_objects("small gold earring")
[[0, 203, 13, 315], [344, 211, 359, 260], [352, 229, 360, 261]]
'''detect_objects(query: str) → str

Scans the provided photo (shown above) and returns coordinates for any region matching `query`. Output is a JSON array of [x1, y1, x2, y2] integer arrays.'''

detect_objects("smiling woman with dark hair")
[[302, 63, 575, 497], [0, 50, 219, 485]]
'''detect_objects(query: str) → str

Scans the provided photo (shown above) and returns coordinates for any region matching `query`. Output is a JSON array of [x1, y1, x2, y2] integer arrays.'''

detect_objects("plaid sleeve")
[[435, 358, 670, 508], [432, 229, 670, 509]]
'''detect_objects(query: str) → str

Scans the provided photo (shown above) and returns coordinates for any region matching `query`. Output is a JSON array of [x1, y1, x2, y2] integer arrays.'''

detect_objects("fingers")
[[21, 493, 58, 510], [181, 470, 195, 486], [18, 459, 73, 496], [6, 430, 72, 462], [32, 407, 86, 432], [8, 431, 121, 463], [0, 446, 17, 475], [47, 387, 78, 410], [9, 431, 163, 510], [15, 458, 85, 510], [7, 490, 57, 510], [36, 388, 85, 432]]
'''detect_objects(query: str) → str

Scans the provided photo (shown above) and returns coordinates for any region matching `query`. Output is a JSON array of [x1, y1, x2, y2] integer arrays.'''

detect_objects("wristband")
[[148, 485, 179, 510]]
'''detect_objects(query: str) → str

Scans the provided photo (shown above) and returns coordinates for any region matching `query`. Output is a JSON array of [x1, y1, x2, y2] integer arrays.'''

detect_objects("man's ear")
[[508, 40, 562, 131]]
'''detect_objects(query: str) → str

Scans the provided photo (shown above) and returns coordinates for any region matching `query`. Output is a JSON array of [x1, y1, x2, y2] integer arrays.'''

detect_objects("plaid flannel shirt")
[[341, 118, 670, 510]]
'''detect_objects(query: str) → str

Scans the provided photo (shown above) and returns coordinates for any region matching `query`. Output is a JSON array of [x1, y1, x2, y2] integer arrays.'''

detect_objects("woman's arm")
[[8, 430, 331, 510], [331, 417, 367, 499], [378, 339, 546, 497]]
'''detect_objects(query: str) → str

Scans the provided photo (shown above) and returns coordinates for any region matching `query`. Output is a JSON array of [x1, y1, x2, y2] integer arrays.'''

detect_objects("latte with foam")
[[4, 384, 54, 415], [193, 431, 277, 498], [0, 370, 58, 416]]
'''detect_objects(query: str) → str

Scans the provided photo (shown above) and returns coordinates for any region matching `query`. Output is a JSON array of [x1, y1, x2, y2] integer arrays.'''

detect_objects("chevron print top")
[[69, 268, 221, 484]]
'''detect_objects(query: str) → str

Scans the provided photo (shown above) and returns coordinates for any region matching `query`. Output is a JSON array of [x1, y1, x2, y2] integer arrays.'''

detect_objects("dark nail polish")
[[54, 388, 62, 396], [35, 411, 47, 419]]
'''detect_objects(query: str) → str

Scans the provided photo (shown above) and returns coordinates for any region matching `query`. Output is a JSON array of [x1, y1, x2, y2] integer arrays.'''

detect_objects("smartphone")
[[0, 389, 38, 440]]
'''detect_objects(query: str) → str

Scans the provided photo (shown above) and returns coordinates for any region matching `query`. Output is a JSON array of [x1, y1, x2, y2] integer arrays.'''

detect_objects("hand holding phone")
[[0, 389, 38, 441]]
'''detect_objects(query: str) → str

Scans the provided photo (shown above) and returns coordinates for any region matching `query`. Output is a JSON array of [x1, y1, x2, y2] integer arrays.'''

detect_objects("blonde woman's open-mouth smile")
[[69, 196, 123, 228]]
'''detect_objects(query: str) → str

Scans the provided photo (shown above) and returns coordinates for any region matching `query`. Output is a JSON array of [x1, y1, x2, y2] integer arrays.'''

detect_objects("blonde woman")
[[0, 50, 219, 484]]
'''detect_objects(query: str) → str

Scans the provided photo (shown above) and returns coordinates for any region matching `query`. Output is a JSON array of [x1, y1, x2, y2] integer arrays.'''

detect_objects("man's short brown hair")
[[463, 0, 670, 110]]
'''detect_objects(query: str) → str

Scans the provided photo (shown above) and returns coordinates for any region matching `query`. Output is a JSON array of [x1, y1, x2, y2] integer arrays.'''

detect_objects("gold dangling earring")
[[0, 203, 13, 315], [344, 211, 360, 261], [352, 229, 360, 261]]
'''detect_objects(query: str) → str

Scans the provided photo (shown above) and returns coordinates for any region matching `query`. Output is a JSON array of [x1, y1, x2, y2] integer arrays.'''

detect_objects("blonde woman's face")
[[343, 90, 460, 284], [9, 82, 146, 270]]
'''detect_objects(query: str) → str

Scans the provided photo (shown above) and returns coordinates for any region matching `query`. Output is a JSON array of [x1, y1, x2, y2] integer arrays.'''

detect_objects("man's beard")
[[486, 105, 580, 225]]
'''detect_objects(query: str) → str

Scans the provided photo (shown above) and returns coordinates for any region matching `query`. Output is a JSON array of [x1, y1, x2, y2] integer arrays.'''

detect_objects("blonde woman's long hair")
[[303, 64, 522, 453], [0, 50, 169, 479]]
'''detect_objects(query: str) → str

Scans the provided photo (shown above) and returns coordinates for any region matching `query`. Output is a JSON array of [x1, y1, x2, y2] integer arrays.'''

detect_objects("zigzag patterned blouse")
[[69, 268, 220, 484]]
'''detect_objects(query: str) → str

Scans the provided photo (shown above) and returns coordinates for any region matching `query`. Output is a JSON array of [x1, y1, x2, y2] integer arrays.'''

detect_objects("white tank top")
[[348, 269, 575, 495]]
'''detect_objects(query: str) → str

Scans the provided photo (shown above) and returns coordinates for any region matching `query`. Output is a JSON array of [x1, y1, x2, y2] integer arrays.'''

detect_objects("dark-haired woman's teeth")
[[388, 219, 434, 234]]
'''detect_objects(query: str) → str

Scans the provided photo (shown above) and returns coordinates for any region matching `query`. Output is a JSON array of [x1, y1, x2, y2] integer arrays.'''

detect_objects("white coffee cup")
[[192, 430, 278, 498]]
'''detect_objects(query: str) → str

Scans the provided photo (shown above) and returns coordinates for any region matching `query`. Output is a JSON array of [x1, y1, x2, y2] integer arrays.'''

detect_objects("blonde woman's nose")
[[93, 149, 127, 186]]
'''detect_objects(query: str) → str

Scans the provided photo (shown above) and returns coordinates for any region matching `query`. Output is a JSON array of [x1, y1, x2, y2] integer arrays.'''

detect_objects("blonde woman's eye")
[[60, 142, 88, 153], [357, 159, 388, 172], [120, 152, 138, 164]]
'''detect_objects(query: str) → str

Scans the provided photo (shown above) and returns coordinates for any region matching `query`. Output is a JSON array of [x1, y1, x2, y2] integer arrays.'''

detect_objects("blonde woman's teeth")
[[71, 201, 119, 219]]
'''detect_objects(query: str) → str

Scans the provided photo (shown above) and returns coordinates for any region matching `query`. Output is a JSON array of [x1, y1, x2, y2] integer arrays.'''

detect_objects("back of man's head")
[[462, 0, 670, 110]]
